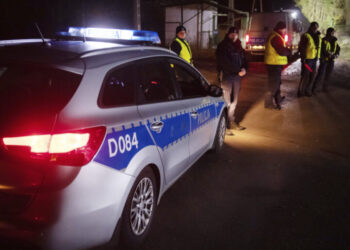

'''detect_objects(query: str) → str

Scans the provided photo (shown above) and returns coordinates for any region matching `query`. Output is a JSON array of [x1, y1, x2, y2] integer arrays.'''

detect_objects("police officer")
[[264, 21, 292, 110], [298, 22, 321, 97], [216, 27, 247, 133], [312, 27, 341, 93], [170, 25, 193, 65]]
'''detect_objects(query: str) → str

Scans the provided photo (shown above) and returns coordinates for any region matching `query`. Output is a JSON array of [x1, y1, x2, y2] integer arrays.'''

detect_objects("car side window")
[[99, 65, 135, 107], [138, 60, 176, 103], [169, 61, 207, 98]]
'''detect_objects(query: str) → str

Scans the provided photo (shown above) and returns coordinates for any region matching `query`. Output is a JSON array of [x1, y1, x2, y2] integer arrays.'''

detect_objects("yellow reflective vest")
[[264, 31, 288, 65], [174, 37, 193, 64], [324, 39, 338, 61], [304, 33, 321, 59]]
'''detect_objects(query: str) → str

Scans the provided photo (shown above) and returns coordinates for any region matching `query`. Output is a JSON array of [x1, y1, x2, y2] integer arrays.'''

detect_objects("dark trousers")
[[313, 60, 334, 92], [221, 74, 241, 122], [298, 58, 317, 96], [265, 65, 283, 108]]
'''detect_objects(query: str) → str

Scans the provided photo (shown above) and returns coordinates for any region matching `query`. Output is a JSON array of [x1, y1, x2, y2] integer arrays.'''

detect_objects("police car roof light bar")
[[58, 27, 161, 44]]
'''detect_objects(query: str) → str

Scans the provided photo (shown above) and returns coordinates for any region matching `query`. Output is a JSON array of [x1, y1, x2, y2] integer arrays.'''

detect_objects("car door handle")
[[150, 121, 164, 133], [190, 111, 198, 118]]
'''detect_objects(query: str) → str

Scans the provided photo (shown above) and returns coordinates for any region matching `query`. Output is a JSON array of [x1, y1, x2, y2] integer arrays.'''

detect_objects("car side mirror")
[[207, 84, 223, 97]]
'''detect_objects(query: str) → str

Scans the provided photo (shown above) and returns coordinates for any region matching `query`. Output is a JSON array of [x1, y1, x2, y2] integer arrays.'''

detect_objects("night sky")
[[0, 0, 295, 40]]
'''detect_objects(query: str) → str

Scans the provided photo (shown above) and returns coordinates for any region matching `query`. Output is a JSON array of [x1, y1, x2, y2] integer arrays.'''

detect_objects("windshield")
[[0, 65, 82, 136]]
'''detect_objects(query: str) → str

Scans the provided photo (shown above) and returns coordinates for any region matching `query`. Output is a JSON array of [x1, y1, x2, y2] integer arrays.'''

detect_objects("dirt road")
[[140, 60, 350, 250]]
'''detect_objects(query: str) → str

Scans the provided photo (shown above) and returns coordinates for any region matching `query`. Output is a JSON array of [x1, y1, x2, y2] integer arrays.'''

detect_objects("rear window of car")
[[0, 65, 82, 136], [99, 64, 136, 108]]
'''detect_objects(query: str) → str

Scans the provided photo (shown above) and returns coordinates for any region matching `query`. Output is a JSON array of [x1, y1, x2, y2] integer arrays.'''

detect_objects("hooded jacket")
[[216, 36, 247, 75]]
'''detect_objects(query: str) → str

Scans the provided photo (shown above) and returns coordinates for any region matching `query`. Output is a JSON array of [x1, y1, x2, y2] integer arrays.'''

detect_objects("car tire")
[[120, 167, 158, 249], [211, 113, 226, 154]]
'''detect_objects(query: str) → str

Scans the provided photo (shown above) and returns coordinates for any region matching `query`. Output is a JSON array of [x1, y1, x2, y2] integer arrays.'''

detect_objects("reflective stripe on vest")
[[264, 31, 288, 65], [305, 33, 321, 59], [175, 37, 192, 64], [324, 39, 338, 61]]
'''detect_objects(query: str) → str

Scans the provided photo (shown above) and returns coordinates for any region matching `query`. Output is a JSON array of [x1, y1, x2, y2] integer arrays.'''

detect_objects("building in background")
[[164, 1, 250, 53], [165, 3, 218, 50]]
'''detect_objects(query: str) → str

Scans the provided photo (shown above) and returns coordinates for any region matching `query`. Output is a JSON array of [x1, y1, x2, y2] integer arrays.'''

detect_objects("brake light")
[[245, 34, 250, 43], [284, 34, 289, 43], [2, 126, 106, 166], [50, 133, 90, 153], [3, 135, 51, 153]]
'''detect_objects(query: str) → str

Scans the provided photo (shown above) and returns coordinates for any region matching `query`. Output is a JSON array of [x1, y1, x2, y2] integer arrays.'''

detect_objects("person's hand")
[[238, 68, 246, 77]]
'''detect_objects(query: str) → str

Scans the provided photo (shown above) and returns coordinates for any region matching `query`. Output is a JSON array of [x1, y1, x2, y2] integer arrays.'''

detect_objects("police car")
[[0, 27, 227, 250]]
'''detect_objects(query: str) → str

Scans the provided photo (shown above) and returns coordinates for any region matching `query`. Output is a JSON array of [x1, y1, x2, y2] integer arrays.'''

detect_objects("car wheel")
[[211, 113, 226, 153], [120, 167, 157, 248]]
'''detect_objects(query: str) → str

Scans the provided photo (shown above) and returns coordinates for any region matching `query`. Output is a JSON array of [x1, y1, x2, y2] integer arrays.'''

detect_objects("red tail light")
[[245, 34, 250, 43], [284, 34, 289, 43], [2, 126, 106, 166]]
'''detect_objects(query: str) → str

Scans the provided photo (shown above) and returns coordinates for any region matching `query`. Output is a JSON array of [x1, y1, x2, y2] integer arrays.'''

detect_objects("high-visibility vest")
[[264, 31, 288, 65], [304, 33, 321, 59], [324, 39, 338, 61], [174, 37, 193, 64]]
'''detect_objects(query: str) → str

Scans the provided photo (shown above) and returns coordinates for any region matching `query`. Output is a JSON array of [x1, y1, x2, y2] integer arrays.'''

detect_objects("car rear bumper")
[[0, 162, 135, 250]]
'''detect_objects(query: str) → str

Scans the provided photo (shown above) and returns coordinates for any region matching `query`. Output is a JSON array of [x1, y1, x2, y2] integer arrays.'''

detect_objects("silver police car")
[[0, 28, 227, 250]]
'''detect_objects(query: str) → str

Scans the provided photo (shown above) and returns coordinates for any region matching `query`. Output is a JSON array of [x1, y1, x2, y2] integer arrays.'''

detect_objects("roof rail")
[[0, 39, 51, 46], [79, 46, 175, 59]]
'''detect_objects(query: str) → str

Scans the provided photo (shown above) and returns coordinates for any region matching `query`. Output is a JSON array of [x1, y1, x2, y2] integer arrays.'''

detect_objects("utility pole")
[[133, 0, 141, 30], [251, 0, 263, 13], [200, 3, 204, 50], [251, 0, 256, 13], [228, 0, 235, 26]]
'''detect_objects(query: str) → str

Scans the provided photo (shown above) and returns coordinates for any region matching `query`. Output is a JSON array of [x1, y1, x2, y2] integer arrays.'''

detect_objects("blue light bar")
[[58, 27, 161, 44]]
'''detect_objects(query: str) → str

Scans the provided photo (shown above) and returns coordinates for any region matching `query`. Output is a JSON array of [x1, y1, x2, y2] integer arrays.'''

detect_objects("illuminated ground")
[[3, 60, 350, 250], [139, 60, 350, 250]]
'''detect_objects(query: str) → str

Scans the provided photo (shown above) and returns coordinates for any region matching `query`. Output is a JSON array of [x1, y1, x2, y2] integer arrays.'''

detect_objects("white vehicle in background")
[[245, 10, 304, 56]]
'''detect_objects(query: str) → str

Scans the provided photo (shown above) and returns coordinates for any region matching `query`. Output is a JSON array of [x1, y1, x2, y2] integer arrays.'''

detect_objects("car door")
[[135, 58, 190, 185], [93, 63, 155, 171], [168, 59, 216, 164]]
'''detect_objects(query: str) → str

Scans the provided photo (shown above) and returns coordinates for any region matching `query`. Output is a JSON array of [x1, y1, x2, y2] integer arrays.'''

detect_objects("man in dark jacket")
[[170, 25, 193, 65], [312, 27, 341, 93], [264, 21, 292, 110], [298, 22, 321, 97], [216, 27, 248, 133]]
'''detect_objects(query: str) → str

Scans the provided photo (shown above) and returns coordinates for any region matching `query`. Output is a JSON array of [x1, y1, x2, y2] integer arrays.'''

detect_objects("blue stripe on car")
[[94, 123, 154, 170], [94, 101, 225, 170], [147, 113, 190, 150]]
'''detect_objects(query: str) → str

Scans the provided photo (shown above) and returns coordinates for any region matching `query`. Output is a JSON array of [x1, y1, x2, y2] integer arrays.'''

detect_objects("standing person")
[[264, 21, 292, 110], [298, 22, 321, 97], [216, 26, 248, 134], [170, 25, 193, 65], [312, 27, 341, 93]]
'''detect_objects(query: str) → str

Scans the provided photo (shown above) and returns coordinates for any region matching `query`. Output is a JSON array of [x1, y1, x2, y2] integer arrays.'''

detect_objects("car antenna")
[[35, 22, 49, 46]]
